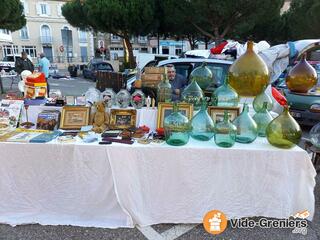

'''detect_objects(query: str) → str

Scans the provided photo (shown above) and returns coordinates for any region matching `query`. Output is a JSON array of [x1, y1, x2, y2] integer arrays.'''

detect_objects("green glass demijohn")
[[253, 86, 273, 112], [211, 77, 239, 107], [181, 77, 204, 111], [232, 103, 258, 143], [157, 72, 172, 103], [190, 99, 215, 141], [266, 105, 302, 149], [164, 102, 190, 146], [189, 62, 214, 91], [214, 110, 237, 148], [252, 102, 274, 137]]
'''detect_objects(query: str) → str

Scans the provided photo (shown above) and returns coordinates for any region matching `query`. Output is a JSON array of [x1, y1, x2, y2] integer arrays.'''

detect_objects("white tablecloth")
[[0, 138, 316, 228]]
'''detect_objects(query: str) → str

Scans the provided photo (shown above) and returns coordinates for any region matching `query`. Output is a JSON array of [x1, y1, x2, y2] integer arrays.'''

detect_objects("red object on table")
[[26, 72, 46, 83], [156, 128, 165, 136], [139, 125, 150, 133], [272, 87, 287, 106]]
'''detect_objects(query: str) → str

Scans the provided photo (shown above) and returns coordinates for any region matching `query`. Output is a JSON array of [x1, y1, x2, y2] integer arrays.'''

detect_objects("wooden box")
[[141, 73, 163, 88], [144, 67, 166, 74], [96, 71, 126, 92]]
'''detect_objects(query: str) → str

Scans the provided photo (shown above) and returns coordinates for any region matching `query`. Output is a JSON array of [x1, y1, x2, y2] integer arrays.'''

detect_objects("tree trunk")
[[123, 36, 135, 69]]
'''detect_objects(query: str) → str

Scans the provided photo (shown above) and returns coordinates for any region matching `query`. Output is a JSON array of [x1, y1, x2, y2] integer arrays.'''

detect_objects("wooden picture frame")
[[65, 96, 75, 105], [109, 109, 137, 130], [208, 106, 240, 124], [60, 106, 90, 130], [157, 102, 193, 128]]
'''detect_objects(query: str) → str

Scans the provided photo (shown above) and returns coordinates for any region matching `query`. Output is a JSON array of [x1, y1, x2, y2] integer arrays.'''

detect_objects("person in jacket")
[[15, 52, 34, 74]]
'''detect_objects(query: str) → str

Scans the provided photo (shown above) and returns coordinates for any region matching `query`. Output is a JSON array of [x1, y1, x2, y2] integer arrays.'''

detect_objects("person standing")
[[39, 53, 51, 96], [166, 64, 188, 101], [15, 52, 34, 74]]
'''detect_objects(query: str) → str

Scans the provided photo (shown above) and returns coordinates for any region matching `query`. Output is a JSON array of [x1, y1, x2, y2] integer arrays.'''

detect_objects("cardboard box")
[[144, 67, 166, 74]]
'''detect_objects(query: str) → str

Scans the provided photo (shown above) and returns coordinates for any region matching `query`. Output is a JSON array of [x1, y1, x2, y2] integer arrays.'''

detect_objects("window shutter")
[[36, 3, 41, 15], [47, 4, 51, 15]]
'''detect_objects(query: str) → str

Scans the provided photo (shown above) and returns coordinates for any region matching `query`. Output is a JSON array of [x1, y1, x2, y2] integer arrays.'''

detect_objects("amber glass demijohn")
[[285, 54, 318, 93], [266, 105, 302, 149], [228, 41, 269, 97]]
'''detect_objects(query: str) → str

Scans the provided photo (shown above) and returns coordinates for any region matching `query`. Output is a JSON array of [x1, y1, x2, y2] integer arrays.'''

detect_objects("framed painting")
[[60, 106, 90, 130], [208, 106, 240, 124], [109, 109, 137, 130], [157, 102, 193, 128]]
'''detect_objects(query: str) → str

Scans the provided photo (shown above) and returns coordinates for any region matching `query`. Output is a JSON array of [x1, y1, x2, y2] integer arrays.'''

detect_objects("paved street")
[[0, 75, 319, 239]]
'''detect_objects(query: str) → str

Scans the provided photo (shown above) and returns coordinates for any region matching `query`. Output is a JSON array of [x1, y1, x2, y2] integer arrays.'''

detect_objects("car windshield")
[[2, 56, 16, 62], [96, 63, 112, 71]]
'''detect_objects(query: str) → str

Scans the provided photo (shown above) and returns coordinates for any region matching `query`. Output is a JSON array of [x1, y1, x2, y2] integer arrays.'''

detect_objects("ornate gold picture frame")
[[109, 109, 137, 129], [60, 106, 90, 130], [157, 102, 193, 128]]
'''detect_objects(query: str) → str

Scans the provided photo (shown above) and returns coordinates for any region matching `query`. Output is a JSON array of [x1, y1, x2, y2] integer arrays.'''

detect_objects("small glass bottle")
[[164, 103, 190, 146], [253, 102, 274, 137], [266, 105, 302, 149], [157, 71, 172, 103], [190, 99, 215, 141], [214, 110, 237, 148], [211, 77, 238, 107], [232, 103, 258, 143], [181, 77, 204, 111]]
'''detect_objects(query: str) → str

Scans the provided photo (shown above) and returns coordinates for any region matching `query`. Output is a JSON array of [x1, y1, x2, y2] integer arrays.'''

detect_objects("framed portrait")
[[208, 106, 240, 124], [109, 109, 137, 130], [60, 106, 90, 130], [157, 102, 193, 128]]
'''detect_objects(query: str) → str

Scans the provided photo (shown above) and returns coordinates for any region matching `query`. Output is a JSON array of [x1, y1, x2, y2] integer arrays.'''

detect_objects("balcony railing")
[[40, 35, 53, 44]]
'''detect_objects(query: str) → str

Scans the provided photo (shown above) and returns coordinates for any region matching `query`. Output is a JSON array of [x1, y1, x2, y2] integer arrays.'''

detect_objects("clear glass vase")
[[211, 77, 238, 107], [116, 89, 131, 108], [101, 88, 116, 108], [189, 62, 214, 91], [164, 103, 190, 146], [181, 78, 204, 111], [214, 110, 237, 148], [190, 99, 215, 141], [266, 106, 302, 148], [253, 86, 273, 112], [157, 73, 172, 103], [253, 102, 274, 137], [131, 89, 145, 109], [232, 103, 258, 143], [228, 41, 269, 97]]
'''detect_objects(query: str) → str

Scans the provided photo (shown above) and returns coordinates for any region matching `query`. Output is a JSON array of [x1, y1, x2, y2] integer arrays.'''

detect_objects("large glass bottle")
[[181, 77, 204, 111], [116, 89, 131, 108], [211, 77, 239, 107], [266, 106, 302, 149], [228, 41, 269, 97], [285, 54, 318, 93], [190, 99, 215, 141], [252, 86, 273, 112], [252, 102, 273, 137], [214, 110, 237, 148], [157, 72, 172, 103], [131, 89, 145, 109], [164, 103, 190, 146], [189, 62, 214, 91], [232, 103, 258, 143]]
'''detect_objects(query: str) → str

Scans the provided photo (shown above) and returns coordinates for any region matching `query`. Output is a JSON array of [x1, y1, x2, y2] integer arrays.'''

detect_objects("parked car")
[[0, 55, 21, 72], [273, 47, 320, 126], [126, 58, 233, 92], [83, 59, 114, 81]]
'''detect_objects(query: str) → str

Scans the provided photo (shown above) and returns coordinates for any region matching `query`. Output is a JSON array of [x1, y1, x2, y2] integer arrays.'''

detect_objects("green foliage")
[[0, 0, 26, 31], [284, 0, 320, 39]]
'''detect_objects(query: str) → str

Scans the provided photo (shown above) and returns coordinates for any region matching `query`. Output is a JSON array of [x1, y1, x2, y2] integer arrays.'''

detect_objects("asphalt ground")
[[0, 75, 319, 240]]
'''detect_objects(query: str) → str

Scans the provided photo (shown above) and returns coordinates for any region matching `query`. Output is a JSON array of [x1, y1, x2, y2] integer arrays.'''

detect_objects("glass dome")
[[85, 87, 101, 106], [101, 88, 116, 108], [116, 89, 131, 108], [131, 89, 146, 109], [310, 122, 320, 148]]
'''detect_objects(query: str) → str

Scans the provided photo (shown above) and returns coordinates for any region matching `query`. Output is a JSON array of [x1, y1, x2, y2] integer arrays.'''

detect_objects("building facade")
[[1, 0, 94, 65]]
